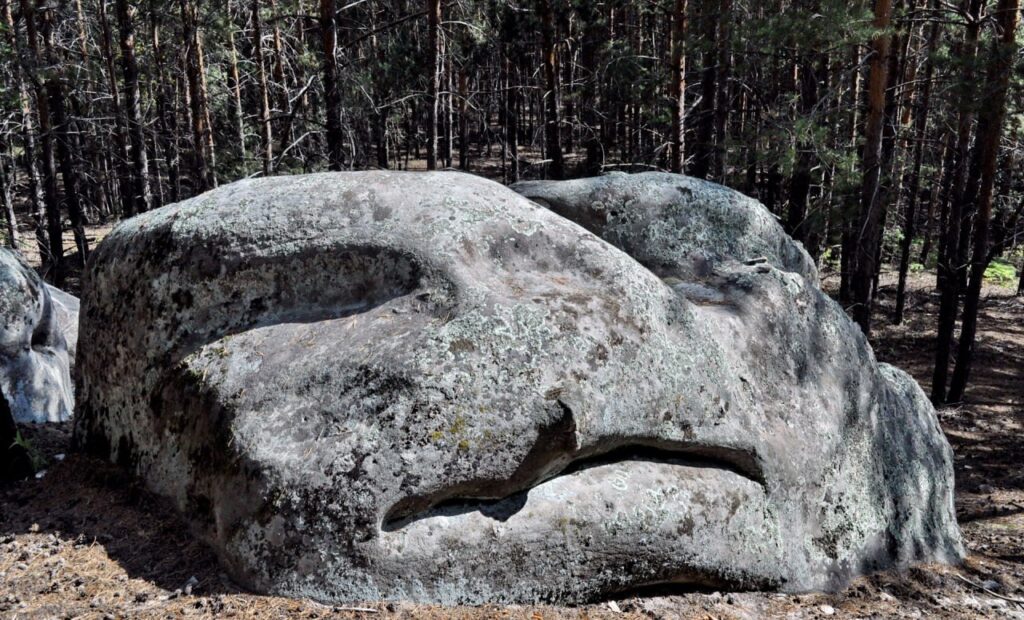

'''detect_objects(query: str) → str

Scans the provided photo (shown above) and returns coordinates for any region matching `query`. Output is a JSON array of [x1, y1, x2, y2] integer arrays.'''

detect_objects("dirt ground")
[[2, 227, 1023, 618]]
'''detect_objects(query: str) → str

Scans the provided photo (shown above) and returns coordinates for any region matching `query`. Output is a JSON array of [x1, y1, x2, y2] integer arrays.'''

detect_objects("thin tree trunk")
[[894, 2, 940, 324], [504, 57, 519, 183], [228, 29, 248, 164], [252, 0, 274, 175], [850, 0, 893, 335], [538, 0, 564, 179], [786, 38, 820, 246], [98, 0, 134, 216], [22, 0, 63, 280], [181, 0, 215, 191], [458, 70, 468, 170], [151, 10, 181, 203], [932, 0, 984, 403], [579, 3, 602, 175], [319, 0, 344, 170], [268, 0, 292, 148], [2, 0, 41, 253], [669, 0, 687, 173], [0, 139, 16, 248], [39, 3, 88, 263], [691, 0, 719, 180], [712, 0, 732, 180], [425, 0, 441, 170], [947, 0, 1020, 402], [116, 0, 152, 215]]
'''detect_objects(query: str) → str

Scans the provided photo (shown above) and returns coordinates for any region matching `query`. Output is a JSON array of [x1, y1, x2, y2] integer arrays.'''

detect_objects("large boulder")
[[0, 248, 76, 424], [74, 171, 962, 605]]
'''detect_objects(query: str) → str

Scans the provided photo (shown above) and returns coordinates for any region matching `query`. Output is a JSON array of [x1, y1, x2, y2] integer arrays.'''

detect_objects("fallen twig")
[[955, 573, 1024, 608]]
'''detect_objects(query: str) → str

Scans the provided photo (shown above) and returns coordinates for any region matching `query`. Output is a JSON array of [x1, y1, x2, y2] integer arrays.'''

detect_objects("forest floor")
[[2, 224, 1024, 619]]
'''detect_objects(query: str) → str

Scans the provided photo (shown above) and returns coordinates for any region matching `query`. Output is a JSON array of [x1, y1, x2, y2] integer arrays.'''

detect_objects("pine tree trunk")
[[538, 0, 564, 179], [850, 0, 893, 335], [22, 0, 63, 280], [669, 0, 687, 173], [947, 0, 1019, 402], [894, 4, 941, 324], [2, 0, 42, 252], [0, 137, 16, 248], [98, 0, 134, 216], [425, 0, 441, 170], [116, 0, 152, 215], [268, 0, 292, 148], [458, 70, 468, 170], [931, 0, 984, 403], [151, 11, 181, 203], [252, 0, 275, 175], [181, 0, 216, 191], [691, 0, 718, 179], [320, 0, 344, 170], [712, 0, 731, 180], [786, 42, 819, 246], [444, 54, 453, 168], [579, 3, 602, 175], [504, 57, 519, 183], [228, 29, 248, 164]]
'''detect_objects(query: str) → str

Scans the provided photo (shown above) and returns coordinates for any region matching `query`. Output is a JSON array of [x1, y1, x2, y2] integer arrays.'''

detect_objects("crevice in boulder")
[[381, 442, 764, 532]]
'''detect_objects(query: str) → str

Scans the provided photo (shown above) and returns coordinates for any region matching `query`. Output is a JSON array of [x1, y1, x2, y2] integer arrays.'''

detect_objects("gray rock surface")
[[74, 171, 962, 605], [512, 171, 818, 282], [0, 248, 75, 425], [46, 284, 80, 367]]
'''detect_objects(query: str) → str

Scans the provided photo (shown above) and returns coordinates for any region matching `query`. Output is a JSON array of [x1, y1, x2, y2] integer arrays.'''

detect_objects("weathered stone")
[[0, 248, 75, 425], [512, 171, 817, 282], [46, 284, 80, 368], [74, 171, 962, 605]]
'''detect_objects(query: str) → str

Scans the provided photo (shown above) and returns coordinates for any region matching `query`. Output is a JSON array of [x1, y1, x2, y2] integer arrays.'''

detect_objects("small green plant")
[[984, 260, 1018, 288], [10, 431, 46, 472]]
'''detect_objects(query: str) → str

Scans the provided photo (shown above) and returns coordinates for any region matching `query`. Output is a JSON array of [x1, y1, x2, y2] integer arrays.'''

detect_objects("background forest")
[[0, 0, 1022, 404]]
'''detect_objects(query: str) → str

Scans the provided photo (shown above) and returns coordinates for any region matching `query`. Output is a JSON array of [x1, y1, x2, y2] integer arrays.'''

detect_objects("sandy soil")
[[2, 229, 1023, 618]]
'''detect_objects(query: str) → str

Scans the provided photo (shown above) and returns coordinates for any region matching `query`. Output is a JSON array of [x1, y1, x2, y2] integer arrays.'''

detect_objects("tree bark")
[[0, 137, 17, 248], [252, 0, 275, 175], [712, 0, 732, 180], [227, 29, 248, 165], [691, 0, 719, 180], [116, 0, 152, 215], [181, 0, 216, 191], [946, 0, 1020, 402], [578, 3, 603, 175], [2, 0, 42, 253], [669, 0, 687, 173], [320, 0, 344, 170], [894, 2, 941, 324], [98, 0, 134, 215], [151, 10, 181, 203], [21, 0, 63, 280], [850, 0, 893, 335], [931, 0, 985, 403], [458, 70, 468, 170], [538, 0, 564, 179], [425, 0, 441, 170]]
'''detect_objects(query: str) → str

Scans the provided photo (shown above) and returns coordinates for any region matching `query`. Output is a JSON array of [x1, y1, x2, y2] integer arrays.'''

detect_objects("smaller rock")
[[819, 604, 836, 615]]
